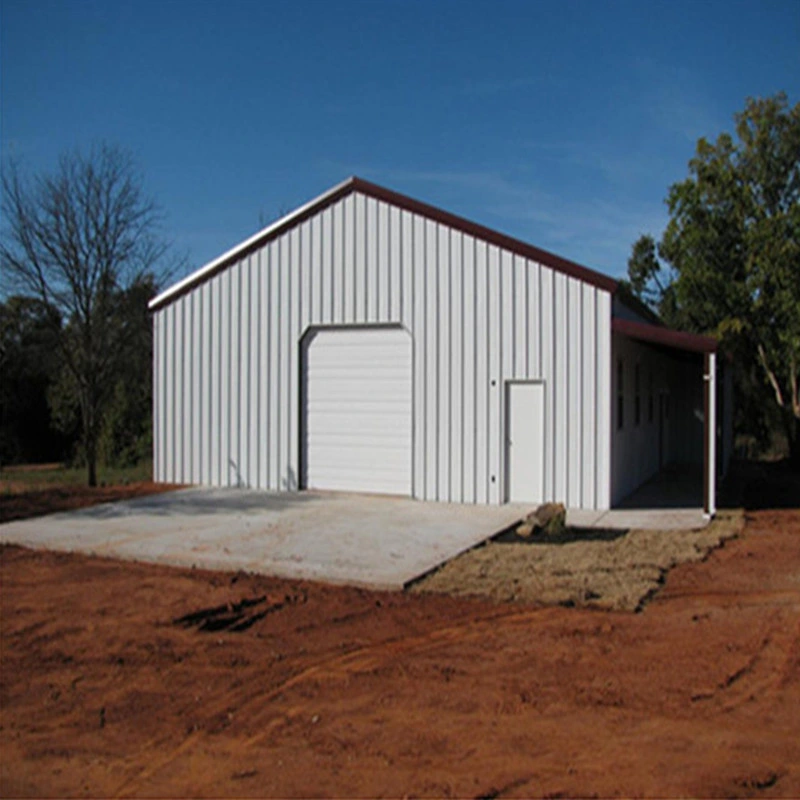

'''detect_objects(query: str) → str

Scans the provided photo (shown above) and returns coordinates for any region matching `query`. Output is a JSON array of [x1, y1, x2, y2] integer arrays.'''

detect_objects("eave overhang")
[[612, 317, 718, 354]]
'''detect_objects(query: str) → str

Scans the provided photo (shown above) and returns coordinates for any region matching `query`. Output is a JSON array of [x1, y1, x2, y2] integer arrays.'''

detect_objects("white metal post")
[[706, 352, 717, 518]]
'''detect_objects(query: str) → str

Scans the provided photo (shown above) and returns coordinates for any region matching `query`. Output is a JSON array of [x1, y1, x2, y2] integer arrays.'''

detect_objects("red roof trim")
[[612, 317, 717, 353], [150, 176, 619, 310]]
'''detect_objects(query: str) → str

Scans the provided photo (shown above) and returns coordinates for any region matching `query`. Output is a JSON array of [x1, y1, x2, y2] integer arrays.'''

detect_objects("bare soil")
[[1, 501, 799, 797], [412, 511, 744, 611]]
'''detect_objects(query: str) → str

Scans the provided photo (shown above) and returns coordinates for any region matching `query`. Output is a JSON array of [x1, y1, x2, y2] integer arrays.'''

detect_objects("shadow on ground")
[[71, 487, 324, 518], [719, 458, 800, 511], [615, 464, 703, 510], [494, 526, 629, 545], [0, 487, 325, 524]]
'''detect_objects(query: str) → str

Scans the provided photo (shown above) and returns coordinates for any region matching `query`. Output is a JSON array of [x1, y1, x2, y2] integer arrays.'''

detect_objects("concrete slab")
[[567, 507, 708, 531], [568, 467, 709, 530], [0, 488, 533, 590]]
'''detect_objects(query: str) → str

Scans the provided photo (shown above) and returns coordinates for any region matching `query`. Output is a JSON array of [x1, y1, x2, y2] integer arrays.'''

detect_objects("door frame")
[[504, 379, 546, 503]]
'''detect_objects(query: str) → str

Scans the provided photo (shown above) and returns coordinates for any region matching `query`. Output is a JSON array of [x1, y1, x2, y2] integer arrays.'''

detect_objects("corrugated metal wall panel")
[[462, 237, 476, 503], [567, 277, 582, 508], [450, 233, 464, 502], [201, 282, 211, 485], [528, 261, 541, 378], [540, 266, 554, 501], [553, 272, 568, 503], [219, 270, 229, 484], [473, 239, 488, 503], [152, 313, 160, 482], [438, 227, 451, 500], [237, 260, 248, 487], [581, 283, 597, 509], [289, 227, 301, 491], [487, 245, 501, 504], [164, 303, 174, 483], [596, 290, 612, 508], [210, 275, 221, 486], [248, 256, 259, 486], [153, 191, 613, 508]]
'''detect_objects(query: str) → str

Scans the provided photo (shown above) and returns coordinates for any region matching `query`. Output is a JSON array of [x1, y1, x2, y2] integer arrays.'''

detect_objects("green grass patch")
[[0, 460, 153, 491]]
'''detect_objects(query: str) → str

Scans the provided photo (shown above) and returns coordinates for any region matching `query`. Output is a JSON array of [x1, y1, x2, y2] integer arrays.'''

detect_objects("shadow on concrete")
[[616, 465, 703, 510], [71, 488, 323, 519], [493, 525, 629, 546], [617, 458, 800, 514]]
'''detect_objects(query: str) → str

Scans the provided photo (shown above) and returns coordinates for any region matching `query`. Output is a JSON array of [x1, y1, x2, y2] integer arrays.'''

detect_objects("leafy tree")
[[627, 93, 800, 461], [1, 144, 177, 484], [97, 276, 156, 467], [0, 297, 67, 465], [44, 277, 156, 469], [624, 234, 683, 328]]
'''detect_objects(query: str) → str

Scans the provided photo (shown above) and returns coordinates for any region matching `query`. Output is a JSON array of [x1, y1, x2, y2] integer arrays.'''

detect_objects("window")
[[634, 363, 641, 426], [617, 358, 624, 430], [648, 371, 654, 423]]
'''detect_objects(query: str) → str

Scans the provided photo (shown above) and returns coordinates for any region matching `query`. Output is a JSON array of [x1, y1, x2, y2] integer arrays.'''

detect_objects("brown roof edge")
[[612, 317, 717, 354], [150, 176, 621, 310], [349, 177, 619, 293]]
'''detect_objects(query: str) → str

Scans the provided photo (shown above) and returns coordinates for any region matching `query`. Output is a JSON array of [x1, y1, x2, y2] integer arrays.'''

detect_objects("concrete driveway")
[[0, 488, 532, 589]]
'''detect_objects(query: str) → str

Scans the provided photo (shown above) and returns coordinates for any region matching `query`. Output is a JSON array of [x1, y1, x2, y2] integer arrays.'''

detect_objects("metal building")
[[149, 177, 729, 513]]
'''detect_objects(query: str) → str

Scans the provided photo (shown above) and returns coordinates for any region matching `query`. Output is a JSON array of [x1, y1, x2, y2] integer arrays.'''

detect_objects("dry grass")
[[410, 510, 744, 612]]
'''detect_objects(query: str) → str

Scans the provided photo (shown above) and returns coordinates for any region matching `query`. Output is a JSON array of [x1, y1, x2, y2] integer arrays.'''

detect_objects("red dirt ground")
[[1, 499, 798, 798]]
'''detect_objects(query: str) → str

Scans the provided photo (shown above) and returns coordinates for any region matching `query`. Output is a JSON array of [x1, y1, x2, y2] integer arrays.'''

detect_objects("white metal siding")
[[303, 327, 412, 495], [153, 191, 613, 508]]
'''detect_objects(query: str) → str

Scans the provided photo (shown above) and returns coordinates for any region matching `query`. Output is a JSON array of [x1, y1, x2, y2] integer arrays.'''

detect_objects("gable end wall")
[[153, 191, 612, 508]]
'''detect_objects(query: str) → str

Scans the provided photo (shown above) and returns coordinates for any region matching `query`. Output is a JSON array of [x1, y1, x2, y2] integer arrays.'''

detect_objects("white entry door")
[[506, 382, 545, 503], [303, 327, 412, 495]]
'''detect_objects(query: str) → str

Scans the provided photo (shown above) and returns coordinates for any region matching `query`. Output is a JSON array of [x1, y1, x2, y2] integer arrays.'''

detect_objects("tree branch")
[[758, 342, 786, 408]]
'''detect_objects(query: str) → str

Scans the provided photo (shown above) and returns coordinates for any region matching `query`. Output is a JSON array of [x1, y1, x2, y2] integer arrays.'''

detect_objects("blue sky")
[[2, 0, 798, 283]]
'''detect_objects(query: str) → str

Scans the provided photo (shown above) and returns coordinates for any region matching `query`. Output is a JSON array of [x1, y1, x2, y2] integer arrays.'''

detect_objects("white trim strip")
[[707, 352, 717, 517]]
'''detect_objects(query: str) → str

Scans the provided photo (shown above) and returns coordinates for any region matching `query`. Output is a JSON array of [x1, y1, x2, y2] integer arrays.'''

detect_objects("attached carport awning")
[[612, 318, 717, 354], [612, 317, 719, 518]]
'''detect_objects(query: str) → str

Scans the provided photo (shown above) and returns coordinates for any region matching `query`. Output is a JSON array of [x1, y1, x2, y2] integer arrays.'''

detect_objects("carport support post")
[[703, 352, 717, 519]]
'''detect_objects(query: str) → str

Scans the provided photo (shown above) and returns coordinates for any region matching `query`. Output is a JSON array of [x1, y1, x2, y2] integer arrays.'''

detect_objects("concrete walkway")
[[567, 466, 708, 531], [0, 488, 532, 590], [566, 506, 707, 531]]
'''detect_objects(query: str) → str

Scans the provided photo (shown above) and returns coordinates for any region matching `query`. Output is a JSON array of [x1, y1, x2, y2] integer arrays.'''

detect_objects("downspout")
[[703, 352, 717, 518]]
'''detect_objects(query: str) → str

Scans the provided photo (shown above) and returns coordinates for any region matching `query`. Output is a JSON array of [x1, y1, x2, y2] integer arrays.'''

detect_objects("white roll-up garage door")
[[303, 327, 412, 495]]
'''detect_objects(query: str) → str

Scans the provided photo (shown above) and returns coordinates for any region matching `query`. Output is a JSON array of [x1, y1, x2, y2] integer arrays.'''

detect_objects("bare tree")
[[1, 144, 177, 485]]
